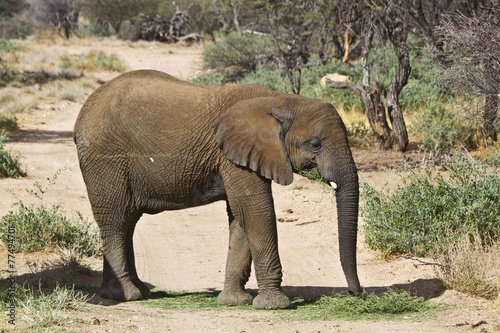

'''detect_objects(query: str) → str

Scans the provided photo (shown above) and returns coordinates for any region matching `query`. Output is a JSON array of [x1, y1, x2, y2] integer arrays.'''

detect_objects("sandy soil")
[[0, 41, 498, 332]]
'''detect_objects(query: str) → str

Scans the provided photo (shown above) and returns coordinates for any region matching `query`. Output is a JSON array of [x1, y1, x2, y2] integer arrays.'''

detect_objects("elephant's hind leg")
[[96, 209, 145, 302], [126, 217, 150, 298], [218, 202, 253, 306]]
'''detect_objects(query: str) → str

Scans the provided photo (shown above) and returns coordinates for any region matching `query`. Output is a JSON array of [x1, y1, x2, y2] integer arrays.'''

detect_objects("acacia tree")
[[435, 8, 500, 141], [326, 0, 410, 152]]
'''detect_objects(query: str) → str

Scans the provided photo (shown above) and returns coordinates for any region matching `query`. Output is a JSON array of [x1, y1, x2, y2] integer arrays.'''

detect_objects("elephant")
[[73, 69, 361, 309]]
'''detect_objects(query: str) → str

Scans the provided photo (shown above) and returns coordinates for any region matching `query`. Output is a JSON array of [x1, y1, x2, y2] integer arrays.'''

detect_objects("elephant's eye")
[[307, 137, 322, 153]]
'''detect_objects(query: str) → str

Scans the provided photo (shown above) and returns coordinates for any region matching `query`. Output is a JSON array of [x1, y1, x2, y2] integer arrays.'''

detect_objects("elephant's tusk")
[[330, 181, 338, 189]]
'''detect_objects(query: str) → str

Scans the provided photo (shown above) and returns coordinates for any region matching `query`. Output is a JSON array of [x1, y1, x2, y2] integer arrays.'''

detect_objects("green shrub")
[[411, 103, 477, 154], [190, 73, 224, 86], [203, 32, 274, 71], [0, 202, 101, 256], [0, 115, 18, 132], [0, 172, 101, 256], [0, 131, 25, 178], [361, 156, 500, 257]]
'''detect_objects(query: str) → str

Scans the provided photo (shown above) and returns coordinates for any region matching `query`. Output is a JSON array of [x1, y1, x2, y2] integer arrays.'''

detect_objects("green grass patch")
[[140, 289, 436, 321], [361, 155, 500, 257]]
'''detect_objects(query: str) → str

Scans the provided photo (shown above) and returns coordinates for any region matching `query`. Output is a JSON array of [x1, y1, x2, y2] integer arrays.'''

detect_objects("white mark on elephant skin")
[[330, 181, 338, 189], [150, 157, 154, 163]]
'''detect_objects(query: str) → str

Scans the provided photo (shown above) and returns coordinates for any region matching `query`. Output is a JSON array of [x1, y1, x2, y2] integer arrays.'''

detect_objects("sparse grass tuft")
[[60, 51, 126, 72], [0, 283, 89, 327], [435, 234, 499, 299]]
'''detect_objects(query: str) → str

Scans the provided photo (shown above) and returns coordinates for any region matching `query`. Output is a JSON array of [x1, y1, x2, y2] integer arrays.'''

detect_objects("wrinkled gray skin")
[[74, 70, 361, 309]]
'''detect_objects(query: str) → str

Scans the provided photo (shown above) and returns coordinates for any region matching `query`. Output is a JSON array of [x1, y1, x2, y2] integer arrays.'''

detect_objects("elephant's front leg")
[[223, 169, 291, 309], [217, 202, 253, 306]]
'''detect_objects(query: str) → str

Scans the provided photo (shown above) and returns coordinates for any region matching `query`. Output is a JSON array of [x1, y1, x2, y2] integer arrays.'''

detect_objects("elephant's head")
[[213, 95, 362, 293]]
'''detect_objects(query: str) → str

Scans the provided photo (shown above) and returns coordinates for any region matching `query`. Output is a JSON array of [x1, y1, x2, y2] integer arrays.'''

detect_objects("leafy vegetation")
[[0, 171, 102, 256], [0, 132, 25, 178], [361, 156, 500, 257], [0, 115, 18, 132], [203, 32, 274, 72], [141, 289, 435, 321]]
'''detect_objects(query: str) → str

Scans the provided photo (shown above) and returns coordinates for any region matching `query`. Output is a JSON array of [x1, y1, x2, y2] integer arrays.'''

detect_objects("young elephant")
[[74, 70, 361, 309]]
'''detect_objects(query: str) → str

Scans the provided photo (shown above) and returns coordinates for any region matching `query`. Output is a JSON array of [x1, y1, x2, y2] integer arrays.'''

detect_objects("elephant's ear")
[[213, 97, 293, 186]]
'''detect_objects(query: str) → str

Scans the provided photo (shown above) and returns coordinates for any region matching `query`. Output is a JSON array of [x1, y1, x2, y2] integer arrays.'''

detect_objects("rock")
[[320, 73, 349, 86]]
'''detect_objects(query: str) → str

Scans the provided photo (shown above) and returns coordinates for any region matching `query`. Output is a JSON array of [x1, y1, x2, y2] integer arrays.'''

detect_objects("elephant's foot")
[[131, 276, 151, 298], [99, 277, 148, 302], [217, 289, 253, 306], [253, 290, 290, 310]]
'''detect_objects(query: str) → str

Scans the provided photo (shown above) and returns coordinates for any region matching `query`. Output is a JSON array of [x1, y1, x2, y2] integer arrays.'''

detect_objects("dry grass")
[[0, 88, 41, 115], [435, 233, 500, 300]]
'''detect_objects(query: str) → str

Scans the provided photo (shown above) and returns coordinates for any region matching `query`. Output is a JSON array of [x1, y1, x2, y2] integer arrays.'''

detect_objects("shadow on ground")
[[8, 129, 74, 144]]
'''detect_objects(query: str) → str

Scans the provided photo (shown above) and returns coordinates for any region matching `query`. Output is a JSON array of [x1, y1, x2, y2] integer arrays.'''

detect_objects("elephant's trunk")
[[333, 164, 362, 294]]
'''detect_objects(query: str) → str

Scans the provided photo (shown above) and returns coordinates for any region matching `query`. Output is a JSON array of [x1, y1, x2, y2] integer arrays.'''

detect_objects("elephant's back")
[[74, 70, 213, 149]]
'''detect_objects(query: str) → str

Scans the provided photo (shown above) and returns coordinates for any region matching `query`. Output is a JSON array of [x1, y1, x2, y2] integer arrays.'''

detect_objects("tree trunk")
[[484, 94, 499, 141], [359, 25, 392, 146], [385, 3, 410, 152]]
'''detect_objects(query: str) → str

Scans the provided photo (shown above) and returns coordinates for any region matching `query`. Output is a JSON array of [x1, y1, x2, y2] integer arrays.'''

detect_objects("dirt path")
[[1, 42, 498, 332]]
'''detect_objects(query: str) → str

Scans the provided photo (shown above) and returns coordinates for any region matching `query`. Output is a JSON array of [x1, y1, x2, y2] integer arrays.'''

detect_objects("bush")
[[0, 202, 102, 257], [0, 115, 18, 132], [0, 172, 101, 256], [203, 32, 274, 72], [361, 156, 500, 257], [411, 102, 477, 155], [0, 131, 25, 178]]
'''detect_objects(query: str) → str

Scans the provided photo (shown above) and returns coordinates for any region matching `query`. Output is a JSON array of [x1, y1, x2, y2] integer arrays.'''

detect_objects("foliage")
[[203, 32, 274, 72], [0, 131, 26, 178], [141, 289, 435, 320], [297, 167, 325, 184], [411, 102, 477, 154], [0, 115, 18, 132], [435, 234, 499, 299], [0, 171, 102, 256], [0, 283, 89, 327], [361, 156, 500, 257], [190, 72, 224, 86]]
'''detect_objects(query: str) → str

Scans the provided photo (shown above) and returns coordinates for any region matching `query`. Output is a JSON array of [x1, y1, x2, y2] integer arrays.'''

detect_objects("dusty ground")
[[0, 40, 499, 332]]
